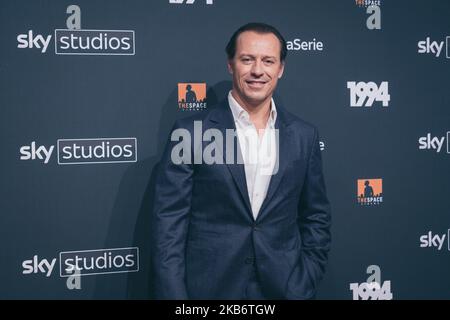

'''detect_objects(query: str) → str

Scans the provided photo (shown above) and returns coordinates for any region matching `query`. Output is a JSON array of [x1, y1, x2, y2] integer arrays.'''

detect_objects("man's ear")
[[227, 59, 234, 75], [278, 62, 285, 79]]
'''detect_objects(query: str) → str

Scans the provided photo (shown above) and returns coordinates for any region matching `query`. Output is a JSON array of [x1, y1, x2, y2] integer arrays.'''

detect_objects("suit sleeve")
[[151, 120, 193, 299], [295, 127, 332, 298]]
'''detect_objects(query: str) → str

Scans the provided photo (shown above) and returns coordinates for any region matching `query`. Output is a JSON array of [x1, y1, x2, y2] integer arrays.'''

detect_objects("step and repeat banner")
[[0, 0, 449, 299]]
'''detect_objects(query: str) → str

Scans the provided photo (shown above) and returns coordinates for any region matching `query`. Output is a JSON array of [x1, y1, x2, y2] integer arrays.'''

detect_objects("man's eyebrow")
[[238, 54, 277, 59], [238, 53, 255, 58]]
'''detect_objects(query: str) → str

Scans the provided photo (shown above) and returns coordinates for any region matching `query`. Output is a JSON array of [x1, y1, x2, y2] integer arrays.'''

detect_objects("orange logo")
[[178, 83, 207, 111], [357, 178, 383, 205], [355, 0, 381, 7]]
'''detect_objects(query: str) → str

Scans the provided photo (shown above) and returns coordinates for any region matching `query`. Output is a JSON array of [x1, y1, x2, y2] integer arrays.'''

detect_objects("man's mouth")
[[245, 80, 267, 88]]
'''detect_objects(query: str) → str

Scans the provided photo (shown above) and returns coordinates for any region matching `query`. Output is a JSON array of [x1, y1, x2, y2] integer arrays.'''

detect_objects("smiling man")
[[152, 22, 331, 300]]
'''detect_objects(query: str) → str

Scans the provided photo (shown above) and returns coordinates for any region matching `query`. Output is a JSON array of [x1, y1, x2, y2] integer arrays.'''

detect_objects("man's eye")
[[265, 60, 274, 65], [241, 58, 251, 63]]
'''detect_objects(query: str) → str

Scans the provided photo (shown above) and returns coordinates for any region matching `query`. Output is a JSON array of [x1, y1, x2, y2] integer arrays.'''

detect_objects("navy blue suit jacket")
[[151, 99, 331, 299]]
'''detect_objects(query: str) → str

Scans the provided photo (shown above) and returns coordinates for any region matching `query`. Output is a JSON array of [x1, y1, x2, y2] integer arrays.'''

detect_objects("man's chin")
[[243, 93, 271, 106]]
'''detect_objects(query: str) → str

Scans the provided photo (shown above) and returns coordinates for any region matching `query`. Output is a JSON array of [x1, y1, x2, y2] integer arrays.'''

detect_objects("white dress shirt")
[[228, 91, 278, 220]]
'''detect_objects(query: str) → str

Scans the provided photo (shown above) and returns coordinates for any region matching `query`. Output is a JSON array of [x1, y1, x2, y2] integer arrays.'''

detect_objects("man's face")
[[228, 31, 285, 108]]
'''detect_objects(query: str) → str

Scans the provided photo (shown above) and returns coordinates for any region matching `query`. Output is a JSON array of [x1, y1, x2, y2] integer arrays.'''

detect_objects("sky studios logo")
[[17, 5, 135, 55], [22, 247, 139, 281], [418, 132, 450, 154], [178, 83, 207, 111], [19, 137, 137, 165], [357, 178, 383, 206], [417, 37, 450, 58], [420, 230, 450, 251]]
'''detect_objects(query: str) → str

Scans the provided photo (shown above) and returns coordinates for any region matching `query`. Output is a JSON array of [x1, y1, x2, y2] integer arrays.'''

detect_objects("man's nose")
[[250, 60, 264, 77]]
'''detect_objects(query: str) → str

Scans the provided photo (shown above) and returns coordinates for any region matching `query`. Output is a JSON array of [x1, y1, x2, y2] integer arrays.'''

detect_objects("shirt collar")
[[228, 91, 277, 126]]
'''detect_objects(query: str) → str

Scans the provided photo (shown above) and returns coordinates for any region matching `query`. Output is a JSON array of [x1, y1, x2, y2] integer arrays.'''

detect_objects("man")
[[152, 22, 331, 299]]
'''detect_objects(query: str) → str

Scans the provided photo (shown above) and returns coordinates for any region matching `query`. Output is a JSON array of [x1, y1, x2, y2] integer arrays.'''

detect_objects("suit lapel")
[[209, 100, 253, 220], [256, 104, 293, 222]]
